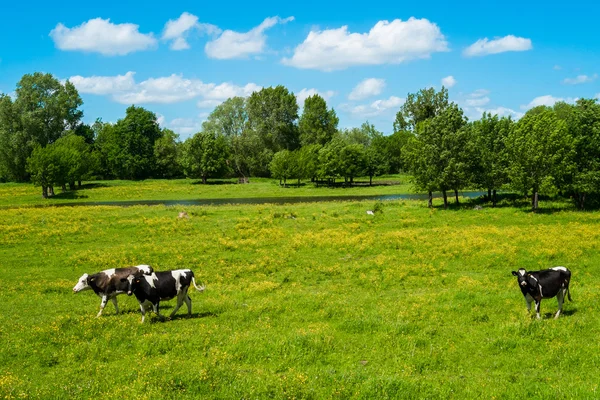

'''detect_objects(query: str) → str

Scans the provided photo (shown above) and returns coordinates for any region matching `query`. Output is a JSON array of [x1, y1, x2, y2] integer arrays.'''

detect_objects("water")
[[24, 191, 488, 208]]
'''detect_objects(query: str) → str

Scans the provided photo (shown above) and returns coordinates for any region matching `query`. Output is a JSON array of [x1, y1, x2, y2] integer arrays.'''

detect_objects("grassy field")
[[0, 175, 413, 207], [1, 194, 599, 399]]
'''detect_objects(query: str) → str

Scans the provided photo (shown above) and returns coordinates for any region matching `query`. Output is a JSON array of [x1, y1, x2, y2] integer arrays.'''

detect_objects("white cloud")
[[521, 95, 578, 110], [553, 65, 562, 71], [296, 88, 336, 106], [205, 16, 294, 59], [342, 96, 405, 118], [68, 72, 261, 106], [348, 78, 385, 101], [562, 74, 597, 85], [475, 107, 523, 120], [459, 89, 490, 107], [282, 18, 448, 71], [162, 12, 221, 50], [49, 18, 157, 56], [68, 72, 136, 95], [165, 117, 204, 136], [463, 35, 532, 57], [465, 97, 490, 107], [441, 75, 457, 88]]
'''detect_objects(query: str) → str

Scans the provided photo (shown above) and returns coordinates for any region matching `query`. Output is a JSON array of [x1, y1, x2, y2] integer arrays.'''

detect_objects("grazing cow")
[[511, 266, 572, 319], [124, 269, 206, 323], [73, 265, 154, 317]]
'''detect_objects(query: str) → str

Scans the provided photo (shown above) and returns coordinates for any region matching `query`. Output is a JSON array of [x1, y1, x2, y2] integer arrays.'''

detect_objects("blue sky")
[[1, 0, 599, 138]]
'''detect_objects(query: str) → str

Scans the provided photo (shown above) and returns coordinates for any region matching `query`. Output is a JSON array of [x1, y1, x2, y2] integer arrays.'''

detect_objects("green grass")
[[1, 196, 599, 398], [0, 175, 413, 207]]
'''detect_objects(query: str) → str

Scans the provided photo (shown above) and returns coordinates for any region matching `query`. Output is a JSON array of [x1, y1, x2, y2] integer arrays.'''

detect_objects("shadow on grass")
[[191, 180, 236, 185], [431, 193, 578, 214]]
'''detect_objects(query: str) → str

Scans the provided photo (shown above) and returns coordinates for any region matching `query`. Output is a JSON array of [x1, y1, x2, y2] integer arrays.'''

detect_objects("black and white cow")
[[511, 266, 572, 319], [124, 269, 206, 323], [73, 265, 154, 317]]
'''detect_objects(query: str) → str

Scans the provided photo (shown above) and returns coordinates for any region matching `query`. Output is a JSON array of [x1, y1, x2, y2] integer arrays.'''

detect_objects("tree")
[[246, 86, 300, 173], [471, 113, 513, 206], [317, 136, 345, 183], [53, 134, 94, 189], [555, 99, 600, 209], [297, 144, 321, 183], [384, 129, 413, 173], [394, 86, 449, 132], [202, 97, 251, 179], [338, 144, 366, 184], [154, 129, 182, 179], [403, 103, 467, 208], [506, 107, 575, 210], [0, 73, 84, 182], [180, 131, 230, 184], [105, 106, 162, 180], [269, 150, 298, 187], [299, 94, 338, 146]]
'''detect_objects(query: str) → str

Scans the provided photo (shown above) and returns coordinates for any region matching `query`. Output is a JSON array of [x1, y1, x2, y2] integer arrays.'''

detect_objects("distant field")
[[0, 175, 413, 207], [1, 198, 599, 398]]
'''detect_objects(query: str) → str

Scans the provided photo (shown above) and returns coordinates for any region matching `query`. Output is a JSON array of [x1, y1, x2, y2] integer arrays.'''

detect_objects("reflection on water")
[[26, 191, 488, 208]]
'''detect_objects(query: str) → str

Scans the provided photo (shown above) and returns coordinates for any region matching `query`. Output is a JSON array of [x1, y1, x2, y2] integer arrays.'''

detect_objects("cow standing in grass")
[[124, 269, 205, 323], [73, 265, 154, 317], [511, 266, 572, 319]]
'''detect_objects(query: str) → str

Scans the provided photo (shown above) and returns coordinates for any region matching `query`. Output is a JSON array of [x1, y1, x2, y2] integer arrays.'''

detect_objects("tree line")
[[1, 72, 599, 210]]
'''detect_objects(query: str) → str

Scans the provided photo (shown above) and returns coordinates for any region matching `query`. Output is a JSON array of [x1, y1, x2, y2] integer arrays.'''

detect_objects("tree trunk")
[[581, 193, 586, 210], [370, 175, 373, 186], [68, 182, 75, 191], [454, 189, 459, 205], [428, 191, 433, 208], [61, 184, 67, 192], [49, 186, 55, 197], [78, 180, 82, 188], [488, 188, 492, 202], [279, 178, 282, 186], [42, 186, 48, 199], [202, 176, 207, 184], [350, 176, 354, 184], [532, 191, 539, 211], [442, 190, 448, 209], [283, 177, 287, 188], [492, 189, 497, 208]]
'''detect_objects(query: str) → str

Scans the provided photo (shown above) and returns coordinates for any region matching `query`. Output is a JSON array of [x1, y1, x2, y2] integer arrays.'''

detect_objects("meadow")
[[0, 175, 413, 207], [1, 189, 600, 398]]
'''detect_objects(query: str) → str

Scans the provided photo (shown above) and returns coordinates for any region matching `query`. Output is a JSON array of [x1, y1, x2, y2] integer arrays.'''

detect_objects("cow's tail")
[[191, 272, 206, 293]]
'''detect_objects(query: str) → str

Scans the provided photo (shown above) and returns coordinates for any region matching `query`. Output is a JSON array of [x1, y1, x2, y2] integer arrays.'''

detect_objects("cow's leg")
[[535, 300, 541, 319], [555, 290, 565, 319], [139, 303, 147, 323], [97, 295, 108, 317], [111, 297, 119, 314], [184, 295, 192, 317], [525, 294, 533, 313], [153, 301, 165, 321], [169, 292, 185, 319]]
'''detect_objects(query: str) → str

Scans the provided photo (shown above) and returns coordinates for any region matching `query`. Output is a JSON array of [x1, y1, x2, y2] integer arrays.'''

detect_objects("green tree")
[[269, 150, 298, 187], [181, 131, 230, 184], [403, 103, 467, 208], [506, 107, 575, 210], [299, 94, 338, 146], [246, 86, 300, 173], [394, 86, 449, 132], [297, 144, 321, 183], [471, 113, 513, 206], [154, 129, 182, 179], [555, 99, 600, 209], [202, 97, 254, 180], [107, 106, 162, 180], [338, 143, 366, 184], [317, 136, 345, 184], [53, 134, 94, 189], [0, 73, 84, 182], [384, 130, 413, 173]]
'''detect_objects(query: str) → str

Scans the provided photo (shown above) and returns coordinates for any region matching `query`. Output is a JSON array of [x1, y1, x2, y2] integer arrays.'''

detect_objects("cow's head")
[[511, 269, 538, 289], [122, 273, 142, 296], [73, 273, 92, 293]]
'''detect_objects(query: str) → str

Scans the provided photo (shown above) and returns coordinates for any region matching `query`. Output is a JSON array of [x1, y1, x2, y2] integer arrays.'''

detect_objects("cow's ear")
[[120, 278, 127, 282], [511, 271, 518, 276], [90, 277, 95, 282]]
